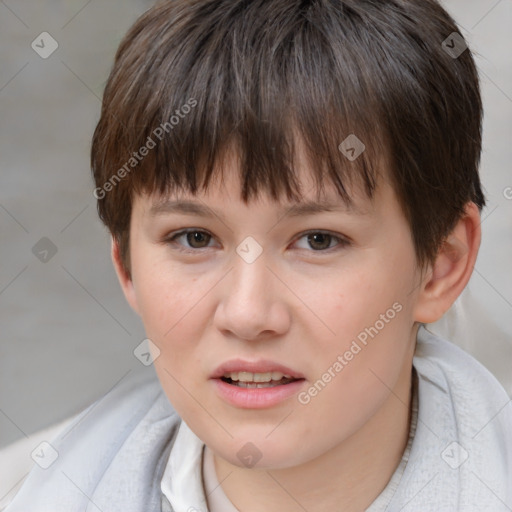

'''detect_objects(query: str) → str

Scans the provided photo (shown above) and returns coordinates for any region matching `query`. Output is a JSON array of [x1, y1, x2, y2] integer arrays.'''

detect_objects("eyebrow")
[[148, 198, 366, 221]]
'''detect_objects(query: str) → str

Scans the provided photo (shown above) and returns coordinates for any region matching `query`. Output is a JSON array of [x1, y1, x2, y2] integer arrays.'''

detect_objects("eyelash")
[[164, 229, 351, 255]]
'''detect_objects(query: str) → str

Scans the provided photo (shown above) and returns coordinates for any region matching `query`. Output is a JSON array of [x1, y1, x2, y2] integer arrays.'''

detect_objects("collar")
[[161, 419, 207, 512]]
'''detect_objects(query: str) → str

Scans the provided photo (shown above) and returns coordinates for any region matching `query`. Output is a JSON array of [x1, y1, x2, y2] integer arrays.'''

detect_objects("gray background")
[[0, 0, 511, 450]]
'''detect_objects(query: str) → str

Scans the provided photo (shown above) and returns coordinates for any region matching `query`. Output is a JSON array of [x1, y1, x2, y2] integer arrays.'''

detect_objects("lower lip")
[[211, 378, 306, 409]]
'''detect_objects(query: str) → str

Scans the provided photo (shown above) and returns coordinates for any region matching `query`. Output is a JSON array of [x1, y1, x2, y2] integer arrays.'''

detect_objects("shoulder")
[[414, 325, 510, 406], [52, 368, 175, 449], [3, 369, 181, 512], [401, 325, 512, 510], [413, 324, 512, 441]]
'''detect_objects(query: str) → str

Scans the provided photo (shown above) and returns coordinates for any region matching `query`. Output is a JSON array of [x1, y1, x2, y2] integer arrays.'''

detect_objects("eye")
[[166, 229, 215, 253], [293, 230, 350, 252]]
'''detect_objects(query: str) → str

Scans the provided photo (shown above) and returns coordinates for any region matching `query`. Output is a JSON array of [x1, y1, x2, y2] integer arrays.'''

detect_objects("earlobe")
[[111, 237, 140, 315], [414, 202, 481, 324]]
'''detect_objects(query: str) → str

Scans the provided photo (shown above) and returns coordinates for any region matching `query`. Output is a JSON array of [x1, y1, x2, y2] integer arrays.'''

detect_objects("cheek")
[[132, 255, 202, 340], [321, 255, 412, 343], [294, 314, 412, 453], [306, 252, 416, 408], [132, 264, 211, 415]]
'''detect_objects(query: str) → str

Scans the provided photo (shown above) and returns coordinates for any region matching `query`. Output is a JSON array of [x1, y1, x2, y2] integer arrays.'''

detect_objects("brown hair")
[[91, 0, 485, 277]]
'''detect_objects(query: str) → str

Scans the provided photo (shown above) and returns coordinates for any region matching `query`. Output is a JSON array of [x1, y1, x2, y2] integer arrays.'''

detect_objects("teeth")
[[235, 381, 284, 388], [223, 371, 292, 382]]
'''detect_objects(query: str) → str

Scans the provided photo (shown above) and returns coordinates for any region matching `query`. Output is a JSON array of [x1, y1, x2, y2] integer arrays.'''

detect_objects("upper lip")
[[211, 359, 305, 379]]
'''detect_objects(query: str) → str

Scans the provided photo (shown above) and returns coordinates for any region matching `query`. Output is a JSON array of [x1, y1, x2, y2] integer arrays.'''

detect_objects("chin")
[[212, 435, 312, 470]]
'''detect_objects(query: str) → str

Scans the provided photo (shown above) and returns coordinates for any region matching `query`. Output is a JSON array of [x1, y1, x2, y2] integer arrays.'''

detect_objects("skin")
[[112, 146, 481, 512]]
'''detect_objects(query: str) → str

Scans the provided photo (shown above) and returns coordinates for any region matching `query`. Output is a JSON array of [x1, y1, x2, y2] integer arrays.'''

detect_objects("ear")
[[414, 202, 481, 323], [111, 237, 140, 316]]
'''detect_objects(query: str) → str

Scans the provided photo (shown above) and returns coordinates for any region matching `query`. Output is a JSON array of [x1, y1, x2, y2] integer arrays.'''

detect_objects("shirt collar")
[[161, 419, 208, 512]]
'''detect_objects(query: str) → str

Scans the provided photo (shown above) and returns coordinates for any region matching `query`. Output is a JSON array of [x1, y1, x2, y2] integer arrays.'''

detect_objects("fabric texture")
[[4, 325, 512, 512]]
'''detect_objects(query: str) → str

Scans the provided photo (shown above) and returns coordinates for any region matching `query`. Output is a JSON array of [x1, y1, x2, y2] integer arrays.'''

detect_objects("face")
[[119, 151, 423, 470]]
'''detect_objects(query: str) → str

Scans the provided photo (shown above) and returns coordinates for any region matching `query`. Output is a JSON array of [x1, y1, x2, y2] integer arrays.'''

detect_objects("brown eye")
[[167, 229, 214, 252], [295, 230, 350, 252], [185, 230, 211, 248]]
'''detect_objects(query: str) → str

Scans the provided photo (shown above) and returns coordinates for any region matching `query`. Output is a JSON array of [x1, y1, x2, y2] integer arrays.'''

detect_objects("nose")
[[213, 248, 291, 341]]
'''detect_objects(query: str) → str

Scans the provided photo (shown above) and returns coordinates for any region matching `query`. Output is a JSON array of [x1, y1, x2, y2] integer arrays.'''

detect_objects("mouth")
[[211, 363, 306, 408]]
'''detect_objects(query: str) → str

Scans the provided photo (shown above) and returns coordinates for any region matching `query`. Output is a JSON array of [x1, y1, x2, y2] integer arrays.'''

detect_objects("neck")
[[212, 344, 415, 512]]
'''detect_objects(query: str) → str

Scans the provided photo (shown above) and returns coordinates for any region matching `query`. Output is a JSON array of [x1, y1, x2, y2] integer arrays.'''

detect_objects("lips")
[[211, 359, 306, 408]]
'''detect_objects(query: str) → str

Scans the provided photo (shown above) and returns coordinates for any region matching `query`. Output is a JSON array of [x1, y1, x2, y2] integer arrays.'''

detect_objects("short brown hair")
[[91, 0, 485, 277]]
